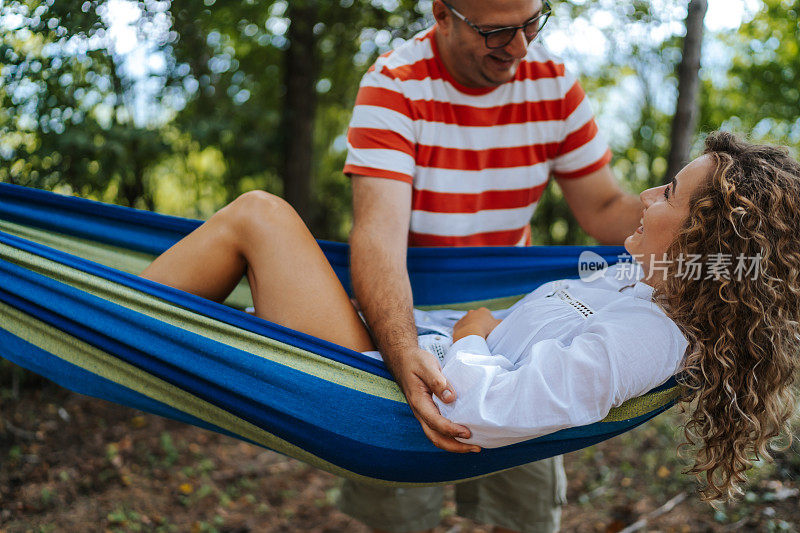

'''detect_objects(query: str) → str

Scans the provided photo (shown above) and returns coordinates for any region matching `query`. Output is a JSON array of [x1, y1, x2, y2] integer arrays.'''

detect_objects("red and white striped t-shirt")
[[344, 26, 612, 247]]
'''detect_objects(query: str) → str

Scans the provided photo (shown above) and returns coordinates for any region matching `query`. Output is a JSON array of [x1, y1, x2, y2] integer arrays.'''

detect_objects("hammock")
[[0, 183, 680, 486]]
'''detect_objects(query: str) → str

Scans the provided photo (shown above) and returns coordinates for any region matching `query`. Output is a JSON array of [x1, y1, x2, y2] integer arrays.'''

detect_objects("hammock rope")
[[0, 183, 680, 485]]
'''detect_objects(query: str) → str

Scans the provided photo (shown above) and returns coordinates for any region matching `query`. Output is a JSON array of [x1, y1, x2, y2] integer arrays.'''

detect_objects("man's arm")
[[350, 175, 479, 453], [556, 164, 643, 245]]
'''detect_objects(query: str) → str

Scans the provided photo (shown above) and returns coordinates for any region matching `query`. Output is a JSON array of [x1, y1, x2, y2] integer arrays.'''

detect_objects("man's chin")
[[482, 58, 519, 85], [478, 71, 514, 88]]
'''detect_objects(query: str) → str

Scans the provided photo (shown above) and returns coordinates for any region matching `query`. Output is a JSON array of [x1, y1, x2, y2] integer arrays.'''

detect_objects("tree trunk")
[[281, 0, 318, 226], [119, 137, 147, 208], [665, 0, 708, 182]]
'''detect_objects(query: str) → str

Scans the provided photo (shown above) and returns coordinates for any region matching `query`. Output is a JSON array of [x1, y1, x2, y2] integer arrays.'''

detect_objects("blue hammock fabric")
[[0, 183, 680, 485]]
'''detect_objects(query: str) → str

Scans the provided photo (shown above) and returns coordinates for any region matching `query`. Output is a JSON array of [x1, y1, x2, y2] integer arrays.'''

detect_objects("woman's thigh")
[[240, 193, 375, 353]]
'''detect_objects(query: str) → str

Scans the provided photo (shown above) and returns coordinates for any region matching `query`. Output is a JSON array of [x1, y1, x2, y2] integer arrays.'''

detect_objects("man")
[[339, 0, 643, 531]]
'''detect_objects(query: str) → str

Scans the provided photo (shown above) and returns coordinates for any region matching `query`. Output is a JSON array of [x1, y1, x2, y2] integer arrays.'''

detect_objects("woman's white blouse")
[[365, 263, 688, 448]]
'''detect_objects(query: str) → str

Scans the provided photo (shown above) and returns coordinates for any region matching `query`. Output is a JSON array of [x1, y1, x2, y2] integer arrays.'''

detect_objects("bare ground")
[[1, 375, 799, 533]]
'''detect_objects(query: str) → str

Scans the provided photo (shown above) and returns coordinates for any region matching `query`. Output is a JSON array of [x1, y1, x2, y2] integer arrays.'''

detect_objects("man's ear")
[[432, 0, 451, 32]]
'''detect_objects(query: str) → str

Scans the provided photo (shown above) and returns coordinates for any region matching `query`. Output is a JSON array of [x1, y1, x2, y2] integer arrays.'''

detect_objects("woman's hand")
[[452, 308, 503, 342]]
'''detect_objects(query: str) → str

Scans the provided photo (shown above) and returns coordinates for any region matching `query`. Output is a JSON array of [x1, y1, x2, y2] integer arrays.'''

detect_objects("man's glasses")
[[441, 0, 552, 49]]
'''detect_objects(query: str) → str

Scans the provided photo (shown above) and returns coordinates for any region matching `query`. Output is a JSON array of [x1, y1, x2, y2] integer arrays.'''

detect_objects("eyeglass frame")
[[440, 0, 553, 49]]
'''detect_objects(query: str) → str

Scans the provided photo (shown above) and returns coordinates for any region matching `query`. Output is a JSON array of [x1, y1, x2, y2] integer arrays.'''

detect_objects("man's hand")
[[350, 175, 480, 453], [386, 346, 481, 453], [452, 308, 502, 342], [557, 164, 643, 245]]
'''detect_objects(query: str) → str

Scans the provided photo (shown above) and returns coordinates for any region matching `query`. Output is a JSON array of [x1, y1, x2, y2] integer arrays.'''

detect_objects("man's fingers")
[[409, 390, 471, 440], [392, 349, 478, 451], [418, 360, 456, 403], [418, 419, 480, 453], [429, 377, 456, 404]]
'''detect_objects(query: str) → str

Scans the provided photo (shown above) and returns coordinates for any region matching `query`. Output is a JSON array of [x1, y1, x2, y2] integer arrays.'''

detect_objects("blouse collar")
[[632, 280, 655, 301]]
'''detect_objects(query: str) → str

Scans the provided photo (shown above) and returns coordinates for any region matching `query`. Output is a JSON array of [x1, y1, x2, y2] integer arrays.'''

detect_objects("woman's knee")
[[222, 190, 300, 235]]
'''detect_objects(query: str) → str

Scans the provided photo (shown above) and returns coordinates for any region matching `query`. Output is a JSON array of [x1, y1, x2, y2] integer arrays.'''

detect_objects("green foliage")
[[0, 0, 169, 208], [165, 0, 288, 202], [531, 0, 684, 244], [1, 0, 799, 248], [163, 0, 428, 236], [700, 0, 800, 149]]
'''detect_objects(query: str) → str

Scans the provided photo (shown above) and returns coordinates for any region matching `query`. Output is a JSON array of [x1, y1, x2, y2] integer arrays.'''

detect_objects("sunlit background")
[[1, 0, 798, 244], [1, 2, 800, 530]]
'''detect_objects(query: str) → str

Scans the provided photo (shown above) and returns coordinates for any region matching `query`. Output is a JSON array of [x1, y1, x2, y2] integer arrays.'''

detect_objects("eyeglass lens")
[[485, 15, 548, 48]]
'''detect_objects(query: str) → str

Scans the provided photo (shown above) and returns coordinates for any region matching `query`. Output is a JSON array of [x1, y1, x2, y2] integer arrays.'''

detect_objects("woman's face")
[[625, 155, 713, 284]]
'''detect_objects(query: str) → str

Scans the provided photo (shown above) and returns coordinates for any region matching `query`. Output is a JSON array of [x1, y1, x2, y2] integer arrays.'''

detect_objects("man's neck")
[[433, 28, 477, 89]]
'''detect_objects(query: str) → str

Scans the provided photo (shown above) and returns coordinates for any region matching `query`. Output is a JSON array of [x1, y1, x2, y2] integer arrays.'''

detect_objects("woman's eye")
[[663, 186, 671, 200]]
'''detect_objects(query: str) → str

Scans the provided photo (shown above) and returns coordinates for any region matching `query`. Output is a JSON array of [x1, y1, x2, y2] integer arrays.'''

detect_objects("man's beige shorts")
[[337, 455, 566, 533]]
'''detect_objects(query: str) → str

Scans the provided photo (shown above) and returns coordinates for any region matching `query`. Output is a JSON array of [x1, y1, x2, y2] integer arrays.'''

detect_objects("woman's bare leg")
[[141, 191, 375, 352]]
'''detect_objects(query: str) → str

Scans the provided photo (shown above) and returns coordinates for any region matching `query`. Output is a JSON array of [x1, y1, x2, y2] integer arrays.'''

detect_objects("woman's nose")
[[639, 188, 652, 207], [639, 185, 663, 207]]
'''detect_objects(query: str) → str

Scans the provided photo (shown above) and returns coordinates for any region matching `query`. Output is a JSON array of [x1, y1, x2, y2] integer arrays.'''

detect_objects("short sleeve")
[[550, 73, 612, 180], [343, 64, 417, 184]]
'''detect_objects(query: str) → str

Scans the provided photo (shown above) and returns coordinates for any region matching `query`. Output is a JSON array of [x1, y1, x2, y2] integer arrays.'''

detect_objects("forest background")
[[2, 0, 799, 244], [1, 0, 800, 531]]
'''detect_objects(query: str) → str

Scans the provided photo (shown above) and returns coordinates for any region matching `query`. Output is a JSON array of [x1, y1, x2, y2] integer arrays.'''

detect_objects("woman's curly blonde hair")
[[654, 131, 800, 501]]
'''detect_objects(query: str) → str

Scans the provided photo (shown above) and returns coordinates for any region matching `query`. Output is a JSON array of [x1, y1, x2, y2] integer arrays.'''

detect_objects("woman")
[[142, 132, 799, 500]]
